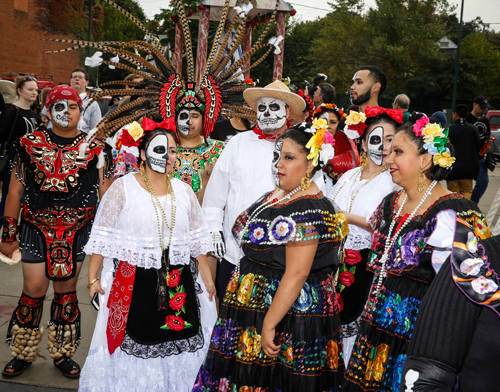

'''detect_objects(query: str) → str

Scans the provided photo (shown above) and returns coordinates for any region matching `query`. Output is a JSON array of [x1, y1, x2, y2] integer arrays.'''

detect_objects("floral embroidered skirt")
[[193, 257, 344, 392], [342, 274, 430, 392]]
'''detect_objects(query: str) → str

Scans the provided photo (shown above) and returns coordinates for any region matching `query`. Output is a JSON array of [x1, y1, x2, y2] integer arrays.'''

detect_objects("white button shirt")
[[202, 130, 326, 265]]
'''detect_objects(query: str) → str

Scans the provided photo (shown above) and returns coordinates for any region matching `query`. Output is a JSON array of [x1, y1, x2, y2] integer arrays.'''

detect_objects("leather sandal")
[[53, 357, 80, 379], [2, 358, 32, 378]]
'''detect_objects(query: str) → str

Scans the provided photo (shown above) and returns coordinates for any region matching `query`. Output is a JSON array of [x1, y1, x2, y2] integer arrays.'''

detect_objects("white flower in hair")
[[85, 51, 103, 68], [320, 143, 335, 165]]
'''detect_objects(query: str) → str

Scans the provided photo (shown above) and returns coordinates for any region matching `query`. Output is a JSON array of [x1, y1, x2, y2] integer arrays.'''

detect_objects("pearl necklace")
[[331, 166, 388, 213], [374, 180, 437, 295], [235, 184, 303, 276]]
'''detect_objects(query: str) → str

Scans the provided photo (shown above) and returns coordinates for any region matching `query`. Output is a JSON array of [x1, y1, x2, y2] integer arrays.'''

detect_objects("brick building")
[[0, 0, 80, 85]]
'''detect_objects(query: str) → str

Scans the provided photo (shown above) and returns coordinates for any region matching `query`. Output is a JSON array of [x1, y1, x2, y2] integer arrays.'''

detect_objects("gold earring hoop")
[[301, 176, 311, 191], [360, 152, 368, 168], [417, 169, 426, 192]]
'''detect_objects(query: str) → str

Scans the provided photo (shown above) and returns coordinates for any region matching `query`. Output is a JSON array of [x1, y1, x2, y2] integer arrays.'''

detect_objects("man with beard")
[[350, 66, 387, 112], [202, 80, 326, 304]]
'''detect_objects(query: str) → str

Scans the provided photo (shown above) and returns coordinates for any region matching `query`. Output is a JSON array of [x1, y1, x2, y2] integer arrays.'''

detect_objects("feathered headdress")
[[44, 0, 281, 140]]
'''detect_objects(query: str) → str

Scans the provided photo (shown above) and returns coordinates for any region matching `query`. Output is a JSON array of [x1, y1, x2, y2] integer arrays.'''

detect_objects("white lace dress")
[[79, 173, 216, 392], [328, 167, 398, 362]]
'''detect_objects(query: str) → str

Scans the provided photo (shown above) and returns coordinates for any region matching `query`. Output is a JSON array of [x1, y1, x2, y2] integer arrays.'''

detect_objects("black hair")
[[71, 67, 89, 81], [396, 122, 453, 181], [363, 113, 399, 141], [277, 126, 322, 175], [314, 108, 341, 122], [137, 128, 177, 165], [453, 104, 468, 119], [359, 66, 387, 97], [318, 83, 335, 103]]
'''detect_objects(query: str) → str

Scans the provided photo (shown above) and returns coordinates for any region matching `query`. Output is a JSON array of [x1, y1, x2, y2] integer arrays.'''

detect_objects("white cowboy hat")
[[244, 80, 305, 118]]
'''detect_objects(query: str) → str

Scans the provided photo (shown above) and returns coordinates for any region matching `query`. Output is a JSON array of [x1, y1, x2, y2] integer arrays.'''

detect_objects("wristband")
[[87, 277, 100, 289], [2, 217, 18, 243]]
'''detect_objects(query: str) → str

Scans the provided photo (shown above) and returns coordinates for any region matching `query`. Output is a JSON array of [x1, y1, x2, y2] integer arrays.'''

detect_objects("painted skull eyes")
[[369, 135, 381, 145], [54, 103, 67, 112]]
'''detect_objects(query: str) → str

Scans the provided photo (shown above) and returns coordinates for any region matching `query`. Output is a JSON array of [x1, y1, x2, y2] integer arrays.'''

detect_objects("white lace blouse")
[[328, 167, 399, 250], [84, 173, 214, 269]]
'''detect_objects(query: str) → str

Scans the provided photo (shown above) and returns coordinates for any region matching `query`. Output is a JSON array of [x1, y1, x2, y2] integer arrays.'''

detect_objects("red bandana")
[[45, 85, 83, 110], [252, 120, 292, 140]]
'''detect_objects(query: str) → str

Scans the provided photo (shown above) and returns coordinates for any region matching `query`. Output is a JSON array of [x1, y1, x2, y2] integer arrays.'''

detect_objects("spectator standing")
[[466, 96, 491, 204], [446, 104, 480, 199], [392, 94, 411, 123], [103, 95, 121, 117], [313, 82, 335, 107], [350, 66, 387, 111], [0, 76, 42, 218]]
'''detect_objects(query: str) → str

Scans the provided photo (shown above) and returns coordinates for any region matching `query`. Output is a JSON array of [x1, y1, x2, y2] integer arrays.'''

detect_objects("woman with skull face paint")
[[0, 85, 113, 379], [314, 104, 360, 195], [342, 116, 490, 392], [328, 107, 401, 363], [80, 123, 217, 391], [194, 122, 348, 392]]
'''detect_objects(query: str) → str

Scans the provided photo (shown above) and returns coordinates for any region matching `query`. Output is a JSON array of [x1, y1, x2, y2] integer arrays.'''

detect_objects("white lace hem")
[[344, 233, 372, 251]]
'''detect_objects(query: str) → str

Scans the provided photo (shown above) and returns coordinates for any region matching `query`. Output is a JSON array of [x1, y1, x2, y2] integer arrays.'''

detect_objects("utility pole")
[[451, 0, 464, 110]]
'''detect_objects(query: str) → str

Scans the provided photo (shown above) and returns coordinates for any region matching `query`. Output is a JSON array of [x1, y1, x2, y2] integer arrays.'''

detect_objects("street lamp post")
[[87, 0, 93, 75], [451, 0, 464, 110]]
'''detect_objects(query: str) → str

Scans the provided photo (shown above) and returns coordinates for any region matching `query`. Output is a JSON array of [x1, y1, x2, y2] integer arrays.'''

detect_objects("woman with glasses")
[[0, 76, 42, 218]]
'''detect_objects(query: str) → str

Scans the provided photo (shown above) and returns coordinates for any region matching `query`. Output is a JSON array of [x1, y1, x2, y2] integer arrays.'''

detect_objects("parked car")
[[487, 110, 500, 161]]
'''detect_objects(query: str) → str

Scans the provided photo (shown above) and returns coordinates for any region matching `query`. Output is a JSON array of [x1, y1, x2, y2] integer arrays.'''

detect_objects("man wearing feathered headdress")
[[202, 80, 327, 303]]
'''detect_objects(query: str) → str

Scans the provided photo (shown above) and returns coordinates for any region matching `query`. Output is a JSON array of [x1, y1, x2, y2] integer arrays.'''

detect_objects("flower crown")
[[313, 103, 346, 121], [305, 118, 335, 167], [413, 116, 455, 169]]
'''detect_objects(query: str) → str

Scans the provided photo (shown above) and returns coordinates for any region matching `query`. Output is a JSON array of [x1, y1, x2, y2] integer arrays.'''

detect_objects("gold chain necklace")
[[140, 163, 176, 281]]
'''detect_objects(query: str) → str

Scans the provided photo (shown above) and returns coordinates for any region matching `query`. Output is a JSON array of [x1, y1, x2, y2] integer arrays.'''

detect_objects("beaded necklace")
[[140, 163, 177, 308], [373, 180, 437, 295], [331, 165, 389, 213], [235, 184, 303, 276]]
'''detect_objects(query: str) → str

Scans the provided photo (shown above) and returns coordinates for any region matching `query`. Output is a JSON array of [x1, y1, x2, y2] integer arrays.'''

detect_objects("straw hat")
[[244, 80, 305, 118], [0, 80, 17, 104]]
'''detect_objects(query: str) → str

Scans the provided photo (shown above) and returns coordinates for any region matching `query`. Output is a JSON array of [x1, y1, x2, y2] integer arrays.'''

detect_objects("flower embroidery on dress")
[[466, 231, 478, 253], [269, 215, 296, 243], [248, 222, 268, 244]]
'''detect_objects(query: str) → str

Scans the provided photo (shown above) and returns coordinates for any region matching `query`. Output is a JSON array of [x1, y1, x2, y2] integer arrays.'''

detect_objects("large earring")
[[360, 152, 368, 168], [301, 175, 311, 191], [417, 169, 426, 192]]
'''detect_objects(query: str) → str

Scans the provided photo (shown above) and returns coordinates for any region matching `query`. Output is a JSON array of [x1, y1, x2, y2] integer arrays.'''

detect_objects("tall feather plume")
[[203, 0, 231, 78], [102, 108, 159, 139], [98, 80, 143, 88], [101, 61, 160, 83], [101, 0, 163, 51], [172, 0, 195, 83], [209, 19, 237, 74], [252, 0, 280, 47], [212, 19, 248, 77], [219, 44, 273, 82]]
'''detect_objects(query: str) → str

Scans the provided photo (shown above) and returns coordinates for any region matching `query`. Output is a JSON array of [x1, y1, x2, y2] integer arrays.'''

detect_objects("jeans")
[[471, 157, 489, 204]]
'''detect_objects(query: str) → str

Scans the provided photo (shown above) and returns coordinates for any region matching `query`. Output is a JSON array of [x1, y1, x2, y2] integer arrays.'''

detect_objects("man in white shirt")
[[203, 80, 326, 303], [69, 68, 101, 133]]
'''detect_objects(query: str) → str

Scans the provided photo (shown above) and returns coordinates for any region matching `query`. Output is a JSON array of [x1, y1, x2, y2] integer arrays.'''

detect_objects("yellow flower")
[[127, 121, 144, 141], [422, 123, 444, 143], [312, 118, 327, 130], [306, 129, 325, 167], [345, 111, 366, 125], [433, 151, 456, 168]]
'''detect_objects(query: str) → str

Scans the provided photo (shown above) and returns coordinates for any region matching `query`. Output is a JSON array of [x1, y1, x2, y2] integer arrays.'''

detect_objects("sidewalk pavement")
[[1, 170, 500, 391]]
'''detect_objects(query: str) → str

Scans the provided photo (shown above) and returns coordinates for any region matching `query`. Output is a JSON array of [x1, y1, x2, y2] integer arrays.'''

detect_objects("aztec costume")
[[194, 121, 348, 392], [342, 118, 491, 391], [329, 107, 401, 362], [401, 210, 500, 391], [2, 85, 112, 375], [314, 104, 359, 193], [79, 172, 217, 391]]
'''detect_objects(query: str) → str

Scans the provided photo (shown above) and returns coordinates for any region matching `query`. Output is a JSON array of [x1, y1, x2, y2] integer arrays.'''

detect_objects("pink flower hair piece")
[[413, 116, 429, 137], [323, 130, 334, 145]]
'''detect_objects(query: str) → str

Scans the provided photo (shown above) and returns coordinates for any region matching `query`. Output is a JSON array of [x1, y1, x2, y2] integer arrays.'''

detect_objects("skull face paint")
[[177, 109, 191, 136], [367, 126, 384, 166], [145, 134, 169, 173], [272, 141, 283, 187], [257, 97, 287, 134], [51, 100, 70, 128]]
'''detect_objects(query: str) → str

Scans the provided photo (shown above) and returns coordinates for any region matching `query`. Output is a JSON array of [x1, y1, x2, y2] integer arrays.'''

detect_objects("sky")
[[136, 0, 500, 29]]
